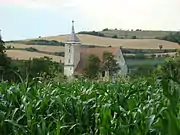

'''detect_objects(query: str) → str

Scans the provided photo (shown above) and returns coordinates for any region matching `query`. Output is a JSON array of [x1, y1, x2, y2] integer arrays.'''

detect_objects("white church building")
[[64, 21, 128, 79]]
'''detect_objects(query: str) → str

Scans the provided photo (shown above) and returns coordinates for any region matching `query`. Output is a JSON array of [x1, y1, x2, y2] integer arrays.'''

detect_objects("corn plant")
[[0, 77, 180, 135]]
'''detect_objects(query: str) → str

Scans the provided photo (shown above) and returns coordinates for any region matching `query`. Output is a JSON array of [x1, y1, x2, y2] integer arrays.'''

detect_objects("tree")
[[132, 36, 137, 39], [0, 30, 5, 53], [102, 28, 109, 31], [0, 30, 12, 81], [84, 55, 100, 79], [159, 57, 180, 83], [159, 44, 163, 50], [20, 57, 63, 80], [102, 52, 120, 78], [158, 32, 180, 44], [112, 35, 118, 38]]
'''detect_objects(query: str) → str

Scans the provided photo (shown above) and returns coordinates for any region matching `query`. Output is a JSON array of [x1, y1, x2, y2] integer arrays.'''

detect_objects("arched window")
[[102, 71, 105, 77]]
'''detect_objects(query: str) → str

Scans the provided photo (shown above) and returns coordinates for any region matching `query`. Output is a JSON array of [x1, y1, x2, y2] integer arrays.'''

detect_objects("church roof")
[[74, 47, 120, 75], [67, 21, 80, 43]]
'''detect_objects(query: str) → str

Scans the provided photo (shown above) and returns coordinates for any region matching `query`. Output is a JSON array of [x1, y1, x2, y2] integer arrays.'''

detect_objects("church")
[[64, 21, 128, 79]]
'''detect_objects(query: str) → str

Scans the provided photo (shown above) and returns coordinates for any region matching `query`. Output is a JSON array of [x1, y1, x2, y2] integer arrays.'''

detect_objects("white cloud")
[[1, 0, 180, 30]]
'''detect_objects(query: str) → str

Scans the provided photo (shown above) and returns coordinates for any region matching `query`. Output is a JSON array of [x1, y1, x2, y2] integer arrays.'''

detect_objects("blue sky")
[[0, 0, 180, 41]]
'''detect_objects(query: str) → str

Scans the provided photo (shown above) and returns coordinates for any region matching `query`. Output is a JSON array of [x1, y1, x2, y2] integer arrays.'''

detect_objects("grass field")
[[101, 30, 176, 39]]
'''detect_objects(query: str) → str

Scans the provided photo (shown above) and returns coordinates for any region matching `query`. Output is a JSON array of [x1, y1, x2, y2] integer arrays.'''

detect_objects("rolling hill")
[[5, 34, 180, 65], [26, 34, 180, 49], [100, 30, 176, 39]]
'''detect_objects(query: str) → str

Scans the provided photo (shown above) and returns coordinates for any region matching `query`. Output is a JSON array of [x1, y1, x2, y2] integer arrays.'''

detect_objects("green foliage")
[[131, 35, 137, 39], [122, 48, 177, 54], [0, 35, 5, 53], [159, 57, 180, 83], [157, 32, 180, 44], [84, 55, 101, 79], [6, 40, 65, 46], [112, 34, 118, 38], [18, 57, 63, 80], [25, 47, 38, 52], [134, 53, 146, 59], [102, 52, 120, 77], [102, 28, 109, 31], [130, 64, 156, 77], [78, 31, 105, 37], [0, 76, 180, 134]]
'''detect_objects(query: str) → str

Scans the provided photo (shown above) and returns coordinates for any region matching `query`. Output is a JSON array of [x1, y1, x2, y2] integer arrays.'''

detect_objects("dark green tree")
[[20, 57, 63, 80], [84, 54, 100, 79], [0, 30, 5, 53], [0, 30, 12, 81], [102, 52, 120, 78], [112, 35, 118, 38]]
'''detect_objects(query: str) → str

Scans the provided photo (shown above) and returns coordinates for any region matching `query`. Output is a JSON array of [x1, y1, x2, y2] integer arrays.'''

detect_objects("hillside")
[[100, 30, 176, 39], [35, 34, 180, 49]]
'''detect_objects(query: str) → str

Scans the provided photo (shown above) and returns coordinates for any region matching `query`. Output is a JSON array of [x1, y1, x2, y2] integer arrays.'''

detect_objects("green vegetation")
[[84, 54, 101, 79], [84, 52, 119, 79], [0, 59, 180, 134], [102, 52, 120, 77], [6, 39, 65, 46], [79, 29, 177, 39], [1, 38, 180, 134], [78, 31, 105, 37], [157, 32, 180, 44], [1, 30, 180, 134], [122, 48, 177, 55]]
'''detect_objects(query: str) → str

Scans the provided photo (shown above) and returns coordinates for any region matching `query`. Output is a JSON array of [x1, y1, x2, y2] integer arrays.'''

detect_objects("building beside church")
[[64, 21, 128, 79]]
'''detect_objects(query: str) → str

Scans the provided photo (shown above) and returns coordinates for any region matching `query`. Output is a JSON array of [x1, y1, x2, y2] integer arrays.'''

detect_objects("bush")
[[25, 47, 38, 52], [78, 31, 105, 37], [131, 36, 137, 39], [102, 28, 109, 31], [112, 35, 118, 38]]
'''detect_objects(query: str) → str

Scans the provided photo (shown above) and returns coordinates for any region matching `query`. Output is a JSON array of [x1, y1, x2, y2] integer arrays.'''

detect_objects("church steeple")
[[68, 20, 80, 43]]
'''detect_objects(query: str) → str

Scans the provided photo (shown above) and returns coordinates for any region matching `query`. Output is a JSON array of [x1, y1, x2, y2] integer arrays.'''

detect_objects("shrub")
[[25, 47, 38, 52], [131, 36, 137, 39], [112, 35, 118, 38], [78, 31, 105, 37]]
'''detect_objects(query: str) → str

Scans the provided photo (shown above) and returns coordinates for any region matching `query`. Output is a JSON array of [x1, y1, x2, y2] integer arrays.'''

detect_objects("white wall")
[[74, 44, 80, 70], [64, 43, 81, 77]]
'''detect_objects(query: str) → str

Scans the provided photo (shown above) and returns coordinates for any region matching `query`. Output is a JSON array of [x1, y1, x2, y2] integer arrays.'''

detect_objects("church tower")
[[64, 21, 81, 77]]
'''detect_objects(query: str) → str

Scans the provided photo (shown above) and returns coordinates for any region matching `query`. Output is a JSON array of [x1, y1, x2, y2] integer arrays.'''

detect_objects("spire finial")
[[72, 20, 75, 34], [68, 20, 80, 43]]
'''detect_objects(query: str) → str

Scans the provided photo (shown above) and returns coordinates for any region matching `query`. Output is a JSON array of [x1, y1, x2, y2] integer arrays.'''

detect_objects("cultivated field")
[[32, 34, 180, 49], [6, 50, 64, 62], [6, 34, 179, 63], [101, 30, 175, 39], [6, 43, 64, 53]]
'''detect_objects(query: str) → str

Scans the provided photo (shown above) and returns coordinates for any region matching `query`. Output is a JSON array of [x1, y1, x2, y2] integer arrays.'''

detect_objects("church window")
[[102, 71, 105, 77], [68, 59, 70, 63]]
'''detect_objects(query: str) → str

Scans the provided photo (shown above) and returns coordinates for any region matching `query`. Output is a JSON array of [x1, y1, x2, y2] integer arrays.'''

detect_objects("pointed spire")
[[68, 20, 80, 43]]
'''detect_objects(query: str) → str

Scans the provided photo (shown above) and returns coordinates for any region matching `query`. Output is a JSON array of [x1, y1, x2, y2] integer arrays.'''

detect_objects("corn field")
[[0, 78, 180, 135]]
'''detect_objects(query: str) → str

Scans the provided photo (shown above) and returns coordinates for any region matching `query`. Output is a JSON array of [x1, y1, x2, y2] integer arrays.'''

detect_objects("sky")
[[0, 0, 180, 40]]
